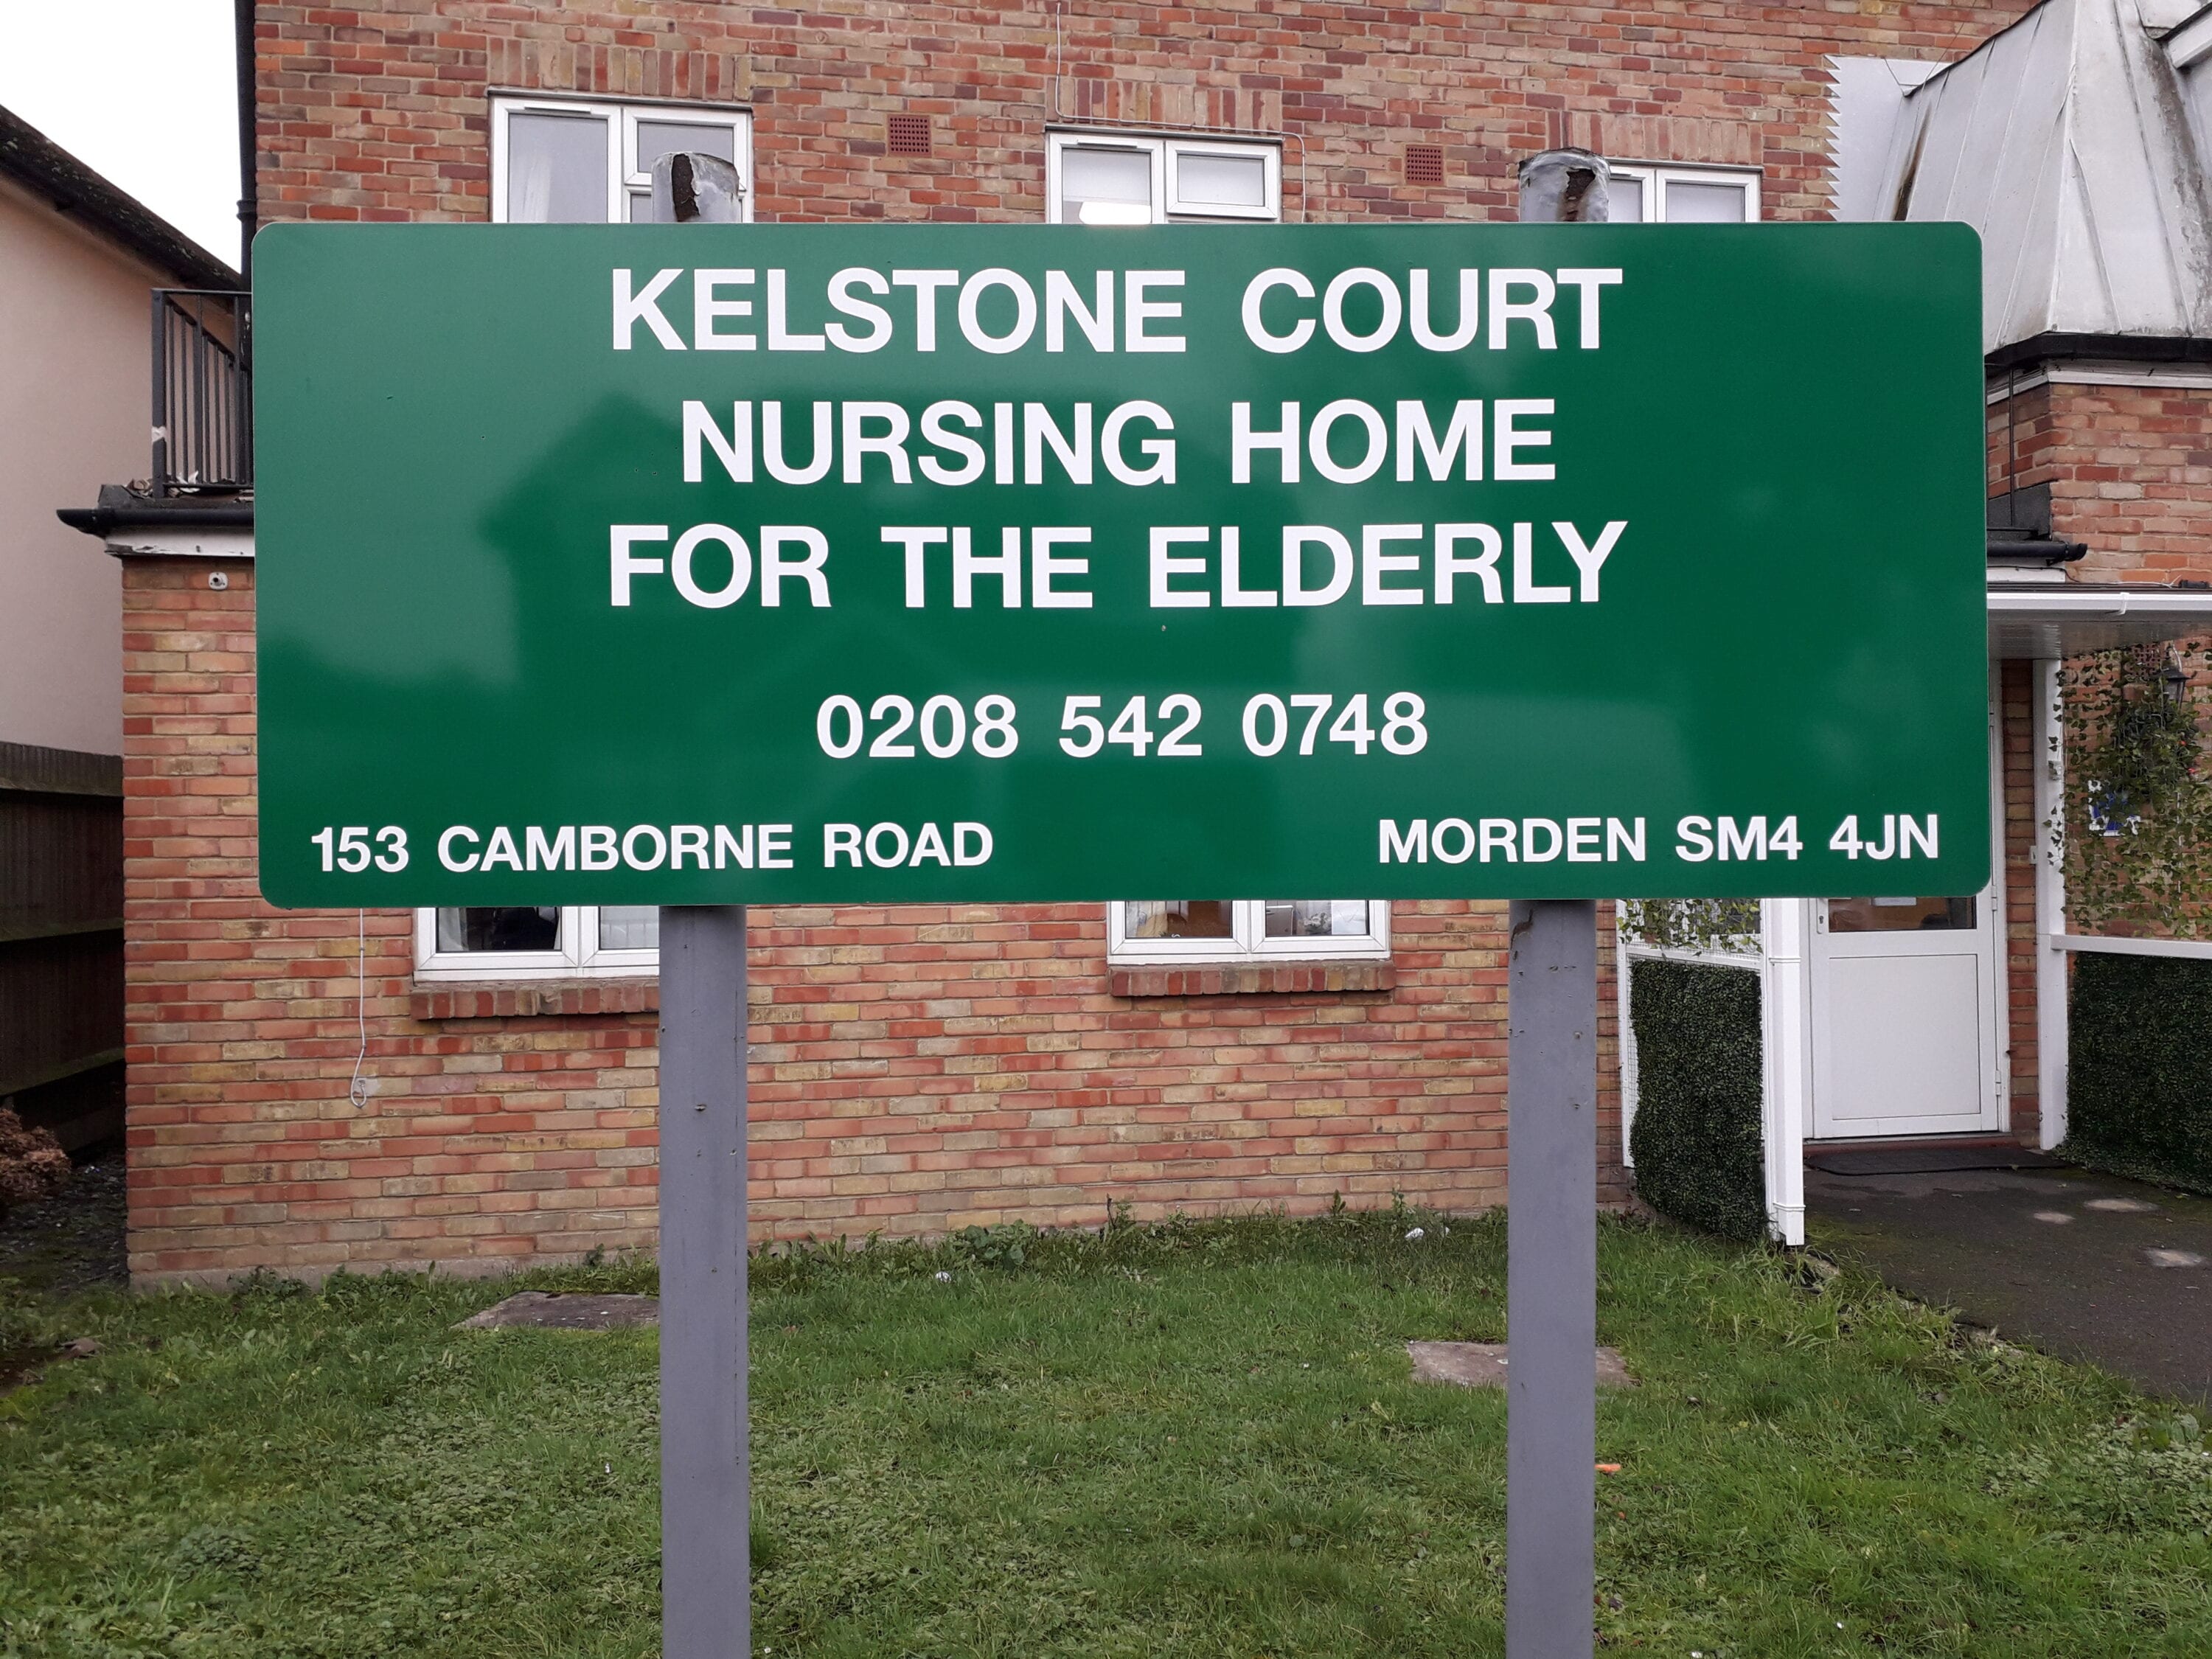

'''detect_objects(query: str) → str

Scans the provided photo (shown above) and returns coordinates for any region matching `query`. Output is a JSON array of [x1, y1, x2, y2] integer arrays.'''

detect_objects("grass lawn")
[[4, 1207, 2211, 1657]]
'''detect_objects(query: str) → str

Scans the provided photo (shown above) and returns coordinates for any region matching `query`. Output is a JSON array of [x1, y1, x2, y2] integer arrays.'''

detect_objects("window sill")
[[1108, 960, 1395, 998], [411, 978, 659, 1021]]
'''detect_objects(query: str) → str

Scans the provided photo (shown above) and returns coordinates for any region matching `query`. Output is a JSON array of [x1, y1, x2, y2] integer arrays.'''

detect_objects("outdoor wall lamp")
[[2163, 656, 2191, 703]]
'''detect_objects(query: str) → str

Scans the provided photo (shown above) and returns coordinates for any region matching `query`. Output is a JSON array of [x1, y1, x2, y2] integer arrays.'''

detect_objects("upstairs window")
[[491, 94, 753, 224], [1047, 131, 1281, 224], [1604, 163, 1759, 224]]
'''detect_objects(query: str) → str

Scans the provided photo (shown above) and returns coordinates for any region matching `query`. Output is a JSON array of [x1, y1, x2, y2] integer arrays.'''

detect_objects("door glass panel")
[[506, 111, 609, 223], [1124, 900, 1232, 939], [634, 119, 735, 180], [1176, 151, 1266, 208], [1607, 175, 1645, 223], [1663, 179, 1749, 222], [437, 906, 560, 953], [1826, 896, 1977, 934], [597, 906, 659, 951], [1263, 900, 1369, 938]]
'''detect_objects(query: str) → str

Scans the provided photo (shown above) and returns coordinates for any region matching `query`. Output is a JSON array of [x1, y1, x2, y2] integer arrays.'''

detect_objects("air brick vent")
[[1406, 145, 1445, 185], [888, 114, 932, 156]]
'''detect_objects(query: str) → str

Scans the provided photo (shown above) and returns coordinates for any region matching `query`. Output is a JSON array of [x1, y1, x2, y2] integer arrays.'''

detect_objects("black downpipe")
[[235, 0, 257, 285]]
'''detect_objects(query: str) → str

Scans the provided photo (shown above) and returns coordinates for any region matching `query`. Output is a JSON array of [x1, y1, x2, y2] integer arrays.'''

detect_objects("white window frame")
[[1107, 900, 1391, 966], [1046, 128, 1281, 224], [1604, 161, 1761, 223], [414, 907, 659, 982], [490, 91, 754, 225]]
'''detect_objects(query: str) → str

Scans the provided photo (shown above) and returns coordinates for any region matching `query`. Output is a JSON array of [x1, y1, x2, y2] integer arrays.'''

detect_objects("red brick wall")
[[1997, 657, 2039, 1145], [1985, 379, 2212, 1137], [2042, 383, 2212, 585], [256, 1, 2029, 231], [145, 1, 2036, 1281], [124, 557, 1628, 1282]]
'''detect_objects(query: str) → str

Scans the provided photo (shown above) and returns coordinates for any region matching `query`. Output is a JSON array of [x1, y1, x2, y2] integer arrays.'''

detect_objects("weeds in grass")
[[0, 1209, 2205, 1656]]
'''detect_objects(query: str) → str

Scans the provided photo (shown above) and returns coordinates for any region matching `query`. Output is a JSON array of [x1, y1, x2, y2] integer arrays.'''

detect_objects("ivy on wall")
[[1627, 958, 1766, 1242], [1617, 898, 1761, 957], [2068, 953, 2212, 1192], [2062, 644, 2212, 936]]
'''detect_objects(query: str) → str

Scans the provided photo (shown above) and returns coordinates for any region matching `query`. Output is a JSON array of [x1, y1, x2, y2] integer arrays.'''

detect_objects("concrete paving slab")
[[1407, 1340, 1635, 1389], [1809, 1162, 2212, 1406], [456, 1292, 659, 1331]]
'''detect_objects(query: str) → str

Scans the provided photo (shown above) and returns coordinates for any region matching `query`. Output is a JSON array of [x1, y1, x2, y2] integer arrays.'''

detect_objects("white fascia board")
[[1987, 587, 2212, 619], [2054, 932, 2212, 959], [105, 527, 254, 560]]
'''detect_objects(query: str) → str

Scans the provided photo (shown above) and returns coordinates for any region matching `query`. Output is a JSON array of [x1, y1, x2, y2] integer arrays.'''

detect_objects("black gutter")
[[0, 105, 240, 291], [1986, 332, 2212, 376], [1987, 535, 2089, 563], [237, 0, 257, 285], [58, 485, 254, 540]]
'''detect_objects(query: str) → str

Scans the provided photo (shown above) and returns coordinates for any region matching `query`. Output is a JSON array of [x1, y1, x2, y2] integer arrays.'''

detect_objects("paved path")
[[1809, 1161, 2212, 1406]]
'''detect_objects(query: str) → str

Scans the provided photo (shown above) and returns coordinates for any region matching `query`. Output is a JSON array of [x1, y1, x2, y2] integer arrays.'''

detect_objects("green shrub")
[[1629, 959, 1766, 1242], [2067, 952, 2212, 1189]]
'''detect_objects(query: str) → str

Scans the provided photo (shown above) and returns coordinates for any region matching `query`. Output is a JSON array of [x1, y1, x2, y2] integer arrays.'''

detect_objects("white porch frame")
[[2033, 657, 2070, 1149]]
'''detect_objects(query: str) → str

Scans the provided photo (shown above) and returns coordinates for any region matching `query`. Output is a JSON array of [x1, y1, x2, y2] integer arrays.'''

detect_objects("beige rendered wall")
[[0, 174, 164, 758]]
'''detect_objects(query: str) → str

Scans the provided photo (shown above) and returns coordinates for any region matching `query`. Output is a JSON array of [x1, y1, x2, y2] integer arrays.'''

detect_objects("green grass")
[[4, 1207, 2211, 1657]]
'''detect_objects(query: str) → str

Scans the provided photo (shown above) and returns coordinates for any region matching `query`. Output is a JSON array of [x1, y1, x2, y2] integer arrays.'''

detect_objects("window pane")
[[1062, 146, 1153, 224], [1124, 900, 1233, 939], [1607, 174, 1646, 223], [1663, 179, 1749, 223], [1176, 150, 1266, 208], [598, 906, 660, 951], [1263, 900, 1370, 939], [626, 189, 654, 222], [507, 111, 609, 223], [634, 119, 735, 181], [436, 906, 560, 953], [1826, 897, 1976, 934]]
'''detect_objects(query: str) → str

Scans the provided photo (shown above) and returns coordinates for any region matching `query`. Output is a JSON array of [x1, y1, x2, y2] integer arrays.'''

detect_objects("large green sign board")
[[256, 222, 1986, 905]]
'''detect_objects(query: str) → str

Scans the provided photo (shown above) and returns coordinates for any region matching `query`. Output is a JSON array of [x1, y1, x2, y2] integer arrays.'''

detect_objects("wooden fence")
[[0, 740, 123, 1150]]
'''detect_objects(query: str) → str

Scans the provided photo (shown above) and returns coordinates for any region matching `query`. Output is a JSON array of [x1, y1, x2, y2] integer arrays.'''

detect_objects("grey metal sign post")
[[1506, 148, 1607, 1659], [655, 156, 751, 1659], [658, 905, 751, 1657]]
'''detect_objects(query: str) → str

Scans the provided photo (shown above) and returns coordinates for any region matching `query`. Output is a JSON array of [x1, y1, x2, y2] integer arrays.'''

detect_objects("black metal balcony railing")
[[151, 289, 251, 497]]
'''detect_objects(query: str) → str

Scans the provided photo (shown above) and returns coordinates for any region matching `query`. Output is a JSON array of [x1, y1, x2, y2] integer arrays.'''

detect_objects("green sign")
[[256, 222, 1987, 905]]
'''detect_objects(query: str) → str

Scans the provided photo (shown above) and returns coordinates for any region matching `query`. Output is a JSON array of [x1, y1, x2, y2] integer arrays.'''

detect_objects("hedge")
[[1628, 958, 1766, 1242], [2068, 952, 2212, 1191]]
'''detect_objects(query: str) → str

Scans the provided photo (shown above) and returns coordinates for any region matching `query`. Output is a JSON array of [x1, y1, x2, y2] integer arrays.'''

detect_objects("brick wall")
[[139, 1, 2040, 1281], [2031, 383, 2212, 585], [1985, 378, 2212, 1137], [1997, 656, 2039, 1145], [123, 555, 1624, 1283], [256, 1, 2029, 231]]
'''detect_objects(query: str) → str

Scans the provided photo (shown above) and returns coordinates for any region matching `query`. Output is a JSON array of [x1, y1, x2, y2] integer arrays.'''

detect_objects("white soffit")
[[1876, 0, 2212, 352], [1989, 585, 2212, 656]]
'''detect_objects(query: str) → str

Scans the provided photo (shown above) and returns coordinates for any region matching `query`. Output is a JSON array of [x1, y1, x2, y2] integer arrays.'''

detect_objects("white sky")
[[0, 0, 241, 267]]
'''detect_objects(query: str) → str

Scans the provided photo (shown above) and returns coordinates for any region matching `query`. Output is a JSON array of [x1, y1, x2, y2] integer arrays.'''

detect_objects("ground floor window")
[[413, 901, 1388, 980], [1107, 900, 1390, 964], [413, 907, 660, 981]]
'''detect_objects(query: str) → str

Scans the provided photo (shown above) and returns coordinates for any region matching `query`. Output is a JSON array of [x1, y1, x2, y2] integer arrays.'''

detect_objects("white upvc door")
[[1806, 679, 2006, 1138], [1809, 890, 2004, 1138]]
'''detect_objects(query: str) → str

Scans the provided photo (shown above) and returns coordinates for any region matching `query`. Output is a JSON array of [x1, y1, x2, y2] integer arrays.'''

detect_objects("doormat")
[[1806, 1145, 2068, 1177]]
